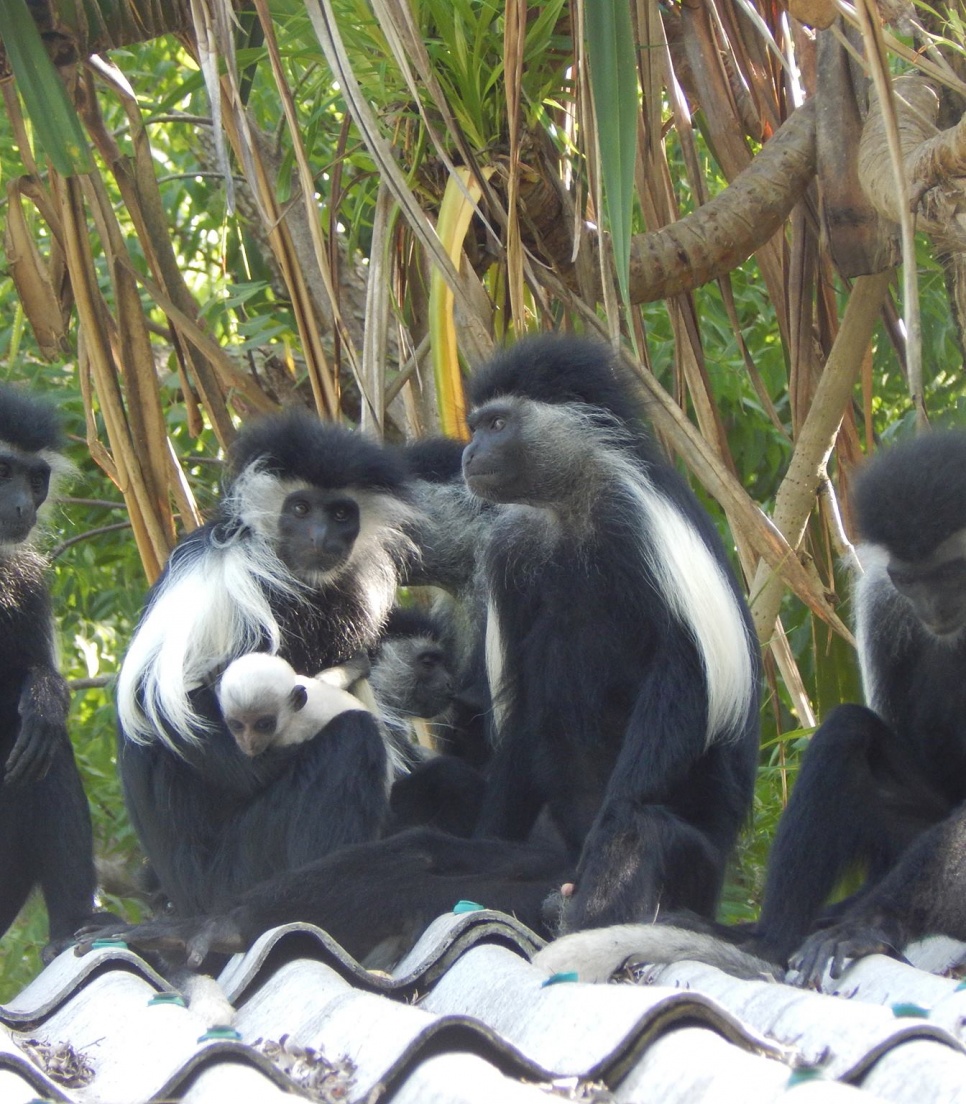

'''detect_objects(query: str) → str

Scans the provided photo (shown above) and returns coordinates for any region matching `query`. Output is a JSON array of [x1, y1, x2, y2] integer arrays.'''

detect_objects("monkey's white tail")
[[533, 923, 778, 982]]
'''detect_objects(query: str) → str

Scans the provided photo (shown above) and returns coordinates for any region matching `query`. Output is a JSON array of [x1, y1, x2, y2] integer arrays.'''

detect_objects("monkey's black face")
[[0, 451, 51, 544], [887, 528, 966, 638], [276, 487, 361, 578], [407, 642, 454, 717], [463, 401, 532, 504]]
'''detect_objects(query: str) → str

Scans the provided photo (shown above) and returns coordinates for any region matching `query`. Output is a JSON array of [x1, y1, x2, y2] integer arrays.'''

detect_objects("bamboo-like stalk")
[[54, 174, 169, 579], [747, 269, 895, 644]]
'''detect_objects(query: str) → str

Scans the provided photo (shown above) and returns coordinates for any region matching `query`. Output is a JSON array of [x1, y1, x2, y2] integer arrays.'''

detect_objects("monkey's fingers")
[[72, 914, 246, 968], [73, 917, 190, 958], [43, 913, 124, 963], [2, 722, 57, 786], [179, 915, 248, 967], [789, 920, 904, 988]]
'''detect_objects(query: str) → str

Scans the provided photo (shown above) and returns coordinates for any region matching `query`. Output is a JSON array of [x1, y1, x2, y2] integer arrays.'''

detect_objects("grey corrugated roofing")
[[3, 909, 966, 1102]]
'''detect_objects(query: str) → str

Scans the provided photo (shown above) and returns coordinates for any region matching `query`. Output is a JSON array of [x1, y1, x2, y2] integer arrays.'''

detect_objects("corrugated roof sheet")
[[3, 909, 966, 1103]]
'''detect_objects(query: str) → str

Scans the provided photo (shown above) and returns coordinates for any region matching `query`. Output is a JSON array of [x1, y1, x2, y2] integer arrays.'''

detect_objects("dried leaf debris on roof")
[[2, 909, 966, 1103]]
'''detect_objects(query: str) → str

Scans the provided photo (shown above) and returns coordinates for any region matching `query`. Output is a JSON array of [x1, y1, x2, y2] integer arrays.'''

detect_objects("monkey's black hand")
[[4, 670, 71, 786], [789, 916, 907, 988], [74, 913, 247, 969], [42, 912, 125, 964], [4, 719, 63, 786]]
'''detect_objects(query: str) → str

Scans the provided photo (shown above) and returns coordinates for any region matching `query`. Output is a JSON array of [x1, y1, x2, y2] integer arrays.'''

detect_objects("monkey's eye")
[[225, 718, 243, 734], [0, 461, 10, 480], [254, 716, 276, 734], [417, 651, 442, 671], [490, 415, 507, 432], [30, 471, 49, 494], [330, 504, 353, 523], [289, 499, 311, 518]]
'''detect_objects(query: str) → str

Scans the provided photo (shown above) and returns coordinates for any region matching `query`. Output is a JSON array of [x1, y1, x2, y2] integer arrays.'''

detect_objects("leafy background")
[[0, 0, 964, 996]]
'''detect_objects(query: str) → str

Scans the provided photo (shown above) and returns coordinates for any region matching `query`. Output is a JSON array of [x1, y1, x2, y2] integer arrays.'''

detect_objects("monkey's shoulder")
[[0, 545, 49, 615]]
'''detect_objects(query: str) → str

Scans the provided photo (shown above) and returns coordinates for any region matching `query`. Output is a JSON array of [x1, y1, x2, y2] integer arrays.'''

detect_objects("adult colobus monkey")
[[117, 410, 420, 915], [0, 387, 98, 951], [758, 430, 966, 984], [463, 336, 761, 930]]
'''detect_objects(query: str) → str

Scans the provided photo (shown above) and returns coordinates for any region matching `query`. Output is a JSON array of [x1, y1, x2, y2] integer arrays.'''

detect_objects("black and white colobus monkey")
[[374, 608, 490, 837], [463, 336, 761, 930], [117, 409, 420, 916], [0, 386, 98, 949], [758, 430, 966, 984]]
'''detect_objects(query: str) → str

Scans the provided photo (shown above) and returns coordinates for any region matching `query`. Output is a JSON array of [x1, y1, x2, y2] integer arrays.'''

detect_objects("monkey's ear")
[[290, 685, 308, 712]]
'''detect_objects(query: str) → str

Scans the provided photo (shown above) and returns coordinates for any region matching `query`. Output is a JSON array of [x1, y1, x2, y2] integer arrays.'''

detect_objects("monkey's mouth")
[[238, 741, 267, 757], [288, 548, 349, 579], [1, 519, 34, 543], [464, 470, 512, 503], [924, 617, 965, 640]]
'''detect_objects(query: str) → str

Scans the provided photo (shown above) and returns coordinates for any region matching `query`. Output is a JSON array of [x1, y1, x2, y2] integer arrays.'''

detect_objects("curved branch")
[[521, 101, 816, 305], [860, 75, 966, 252], [628, 101, 816, 301]]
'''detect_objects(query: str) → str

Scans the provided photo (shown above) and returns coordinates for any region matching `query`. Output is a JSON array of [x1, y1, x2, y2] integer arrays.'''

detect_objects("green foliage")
[[583, 0, 638, 307], [1, 1, 965, 997], [0, 0, 94, 175]]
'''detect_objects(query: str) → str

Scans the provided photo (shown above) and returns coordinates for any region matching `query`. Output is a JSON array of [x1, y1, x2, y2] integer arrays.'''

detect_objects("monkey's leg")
[[76, 828, 572, 968], [792, 801, 966, 986], [561, 802, 723, 932], [0, 786, 35, 939], [757, 704, 947, 962], [34, 743, 96, 943]]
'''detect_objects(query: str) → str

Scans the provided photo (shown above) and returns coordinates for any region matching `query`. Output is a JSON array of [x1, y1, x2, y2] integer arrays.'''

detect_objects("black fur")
[[464, 336, 761, 930], [852, 430, 966, 560], [0, 386, 96, 950], [758, 429, 966, 983], [0, 387, 64, 454], [117, 413, 417, 915], [89, 339, 760, 966], [398, 438, 494, 767], [231, 407, 409, 493], [469, 335, 643, 427], [76, 827, 572, 969], [400, 435, 467, 484], [374, 607, 488, 835]]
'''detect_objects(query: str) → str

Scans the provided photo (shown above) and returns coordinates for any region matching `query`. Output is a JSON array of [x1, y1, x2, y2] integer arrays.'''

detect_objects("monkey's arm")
[[791, 802, 966, 986], [4, 588, 71, 786], [315, 651, 371, 691], [155, 682, 307, 795]]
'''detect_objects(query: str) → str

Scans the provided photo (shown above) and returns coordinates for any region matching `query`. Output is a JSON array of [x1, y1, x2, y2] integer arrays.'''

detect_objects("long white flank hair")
[[602, 430, 755, 743]]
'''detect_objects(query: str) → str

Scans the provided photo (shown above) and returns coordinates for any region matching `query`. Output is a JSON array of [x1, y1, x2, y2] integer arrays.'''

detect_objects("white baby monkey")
[[217, 652, 369, 757]]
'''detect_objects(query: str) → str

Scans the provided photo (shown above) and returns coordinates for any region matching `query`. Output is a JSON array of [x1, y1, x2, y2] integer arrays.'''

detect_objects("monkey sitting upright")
[[0, 385, 99, 954], [116, 410, 421, 916], [758, 429, 966, 984]]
